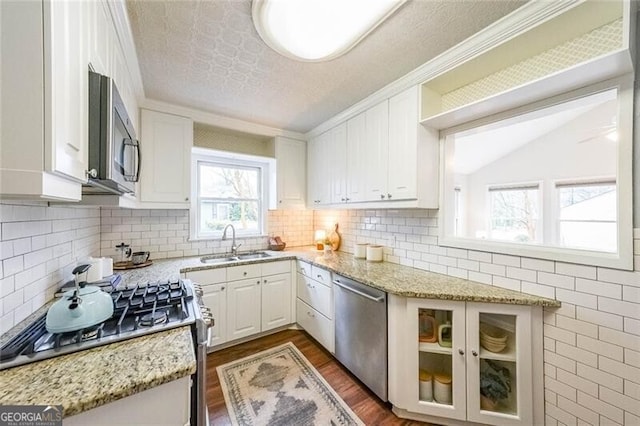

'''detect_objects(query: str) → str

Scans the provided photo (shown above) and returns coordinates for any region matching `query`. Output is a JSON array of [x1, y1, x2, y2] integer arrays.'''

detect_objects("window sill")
[[439, 236, 633, 271], [187, 235, 269, 242]]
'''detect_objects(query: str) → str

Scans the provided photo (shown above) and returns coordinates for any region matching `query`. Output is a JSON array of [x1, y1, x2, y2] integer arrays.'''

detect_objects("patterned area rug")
[[217, 342, 365, 426]]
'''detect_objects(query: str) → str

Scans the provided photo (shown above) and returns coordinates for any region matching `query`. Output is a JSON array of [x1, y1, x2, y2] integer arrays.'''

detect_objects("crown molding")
[[142, 99, 306, 140], [304, 0, 582, 139], [105, 0, 146, 103]]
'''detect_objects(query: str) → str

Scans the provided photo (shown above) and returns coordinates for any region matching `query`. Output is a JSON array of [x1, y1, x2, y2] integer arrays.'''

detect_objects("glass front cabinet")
[[388, 296, 543, 426]]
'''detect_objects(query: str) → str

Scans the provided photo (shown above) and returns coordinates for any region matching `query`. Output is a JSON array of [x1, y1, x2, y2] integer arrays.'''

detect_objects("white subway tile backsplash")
[[577, 391, 624, 425], [468, 250, 492, 263], [521, 257, 555, 273], [599, 327, 640, 352], [623, 285, 640, 303], [492, 253, 520, 267], [538, 272, 575, 290], [557, 395, 599, 425], [598, 297, 640, 320], [577, 363, 623, 393], [556, 315, 598, 338], [522, 281, 555, 298], [547, 377, 577, 402], [556, 369, 598, 398], [479, 262, 506, 276], [599, 357, 640, 385], [599, 387, 640, 417], [556, 262, 596, 280], [576, 307, 623, 330], [597, 267, 640, 287], [624, 317, 640, 336], [493, 275, 520, 291], [506, 266, 537, 282], [576, 335, 623, 362]]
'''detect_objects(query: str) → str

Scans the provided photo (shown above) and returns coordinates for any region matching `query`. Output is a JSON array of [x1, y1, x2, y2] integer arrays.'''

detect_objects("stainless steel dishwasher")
[[333, 274, 388, 401]]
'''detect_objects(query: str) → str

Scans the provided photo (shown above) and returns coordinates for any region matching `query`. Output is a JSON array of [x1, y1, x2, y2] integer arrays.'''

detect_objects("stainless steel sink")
[[237, 252, 271, 260], [200, 251, 271, 264]]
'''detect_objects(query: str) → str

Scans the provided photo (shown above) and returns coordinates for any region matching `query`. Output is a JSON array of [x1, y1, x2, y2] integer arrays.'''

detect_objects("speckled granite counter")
[[0, 326, 195, 417], [118, 247, 558, 306]]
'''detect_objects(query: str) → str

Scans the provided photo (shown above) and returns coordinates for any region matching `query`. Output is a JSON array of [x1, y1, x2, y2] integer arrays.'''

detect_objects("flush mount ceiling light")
[[252, 0, 406, 62]]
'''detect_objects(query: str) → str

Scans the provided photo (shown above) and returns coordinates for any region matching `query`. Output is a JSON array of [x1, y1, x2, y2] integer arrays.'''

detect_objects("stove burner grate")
[[140, 310, 168, 327]]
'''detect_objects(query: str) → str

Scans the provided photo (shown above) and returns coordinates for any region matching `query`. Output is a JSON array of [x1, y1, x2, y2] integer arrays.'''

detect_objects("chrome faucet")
[[222, 224, 242, 255]]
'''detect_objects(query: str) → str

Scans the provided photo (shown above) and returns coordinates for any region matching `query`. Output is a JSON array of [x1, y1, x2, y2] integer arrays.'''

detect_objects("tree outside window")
[[488, 185, 540, 243]]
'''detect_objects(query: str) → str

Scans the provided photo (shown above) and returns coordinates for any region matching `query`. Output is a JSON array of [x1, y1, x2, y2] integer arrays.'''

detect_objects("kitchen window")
[[190, 149, 274, 240], [440, 76, 634, 269]]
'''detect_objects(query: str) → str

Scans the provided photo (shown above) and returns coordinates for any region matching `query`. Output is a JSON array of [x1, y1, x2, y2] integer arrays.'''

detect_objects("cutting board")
[[328, 224, 341, 251]]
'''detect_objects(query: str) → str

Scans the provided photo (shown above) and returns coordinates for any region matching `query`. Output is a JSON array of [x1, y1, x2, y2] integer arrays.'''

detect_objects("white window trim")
[[439, 76, 634, 270], [189, 147, 276, 241]]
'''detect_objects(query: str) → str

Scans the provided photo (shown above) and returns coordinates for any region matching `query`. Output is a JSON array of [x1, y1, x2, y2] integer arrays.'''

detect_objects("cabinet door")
[[364, 101, 389, 201], [405, 298, 467, 421], [466, 303, 532, 426], [275, 136, 306, 209], [307, 134, 331, 206], [226, 278, 261, 341], [329, 123, 347, 204], [140, 110, 193, 203], [388, 87, 418, 201], [47, 0, 88, 182], [202, 284, 227, 347], [87, 0, 111, 76], [261, 273, 292, 331], [346, 112, 366, 203]]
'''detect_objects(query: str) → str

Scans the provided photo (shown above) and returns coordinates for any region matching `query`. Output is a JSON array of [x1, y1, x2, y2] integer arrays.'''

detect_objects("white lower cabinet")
[[202, 284, 227, 346], [295, 261, 334, 353], [227, 278, 262, 340], [65, 376, 191, 426], [185, 260, 293, 349], [389, 296, 542, 426]]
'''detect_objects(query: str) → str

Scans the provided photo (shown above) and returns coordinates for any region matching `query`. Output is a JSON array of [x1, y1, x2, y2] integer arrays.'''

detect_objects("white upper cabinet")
[[305, 86, 439, 209], [346, 112, 366, 203], [329, 123, 347, 204], [139, 109, 193, 204], [47, 0, 89, 183], [364, 100, 389, 202], [388, 87, 419, 201], [274, 136, 306, 209], [0, 0, 89, 201]]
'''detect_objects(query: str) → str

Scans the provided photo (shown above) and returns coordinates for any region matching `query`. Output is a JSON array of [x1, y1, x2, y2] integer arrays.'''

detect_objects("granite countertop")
[[0, 325, 196, 417], [118, 247, 558, 307]]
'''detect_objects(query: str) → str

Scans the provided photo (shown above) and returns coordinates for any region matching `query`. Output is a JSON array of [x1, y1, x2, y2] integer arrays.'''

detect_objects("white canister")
[[101, 257, 114, 278], [85, 257, 103, 283], [419, 370, 433, 402], [354, 243, 368, 259], [433, 373, 452, 405], [366, 245, 383, 262]]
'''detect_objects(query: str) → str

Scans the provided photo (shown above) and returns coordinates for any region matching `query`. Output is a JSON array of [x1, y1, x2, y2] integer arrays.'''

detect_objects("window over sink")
[[439, 76, 634, 269], [190, 148, 274, 240]]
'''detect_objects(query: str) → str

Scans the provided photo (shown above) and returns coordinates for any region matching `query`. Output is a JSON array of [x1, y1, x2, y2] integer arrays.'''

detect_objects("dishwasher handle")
[[332, 279, 385, 303]]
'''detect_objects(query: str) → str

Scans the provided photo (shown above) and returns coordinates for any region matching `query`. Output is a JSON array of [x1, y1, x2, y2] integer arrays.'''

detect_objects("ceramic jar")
[[366, 245, 383, 262], [433, 373, 452, 404], [354, 243, 368, 259], [419, 370, 433, 401]]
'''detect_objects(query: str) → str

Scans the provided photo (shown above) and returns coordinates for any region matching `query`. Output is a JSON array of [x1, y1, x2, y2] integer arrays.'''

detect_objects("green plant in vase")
[[479, 359, 511, 411]]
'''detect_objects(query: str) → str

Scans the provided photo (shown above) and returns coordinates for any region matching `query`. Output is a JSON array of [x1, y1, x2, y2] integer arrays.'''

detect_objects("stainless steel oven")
[[85, 70, 140, 195]]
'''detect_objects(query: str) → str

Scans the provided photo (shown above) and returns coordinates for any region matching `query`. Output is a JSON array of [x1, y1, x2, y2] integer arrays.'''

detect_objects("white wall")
[[0, 202, 101, 333]]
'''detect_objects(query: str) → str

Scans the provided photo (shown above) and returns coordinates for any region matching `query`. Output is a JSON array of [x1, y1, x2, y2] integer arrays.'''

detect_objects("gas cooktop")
[[1, 279, 197, 370]]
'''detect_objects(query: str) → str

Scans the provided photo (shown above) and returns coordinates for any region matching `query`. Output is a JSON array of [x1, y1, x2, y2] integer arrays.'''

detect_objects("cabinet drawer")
[[296, 298, 334, 353], [311, 265, 331, 287], [297, 261, 312, 277], [297, 273, 332, 319], [185, 268, 226, 285], [262, 260, 291, 276], [227, 263, 262, 281]]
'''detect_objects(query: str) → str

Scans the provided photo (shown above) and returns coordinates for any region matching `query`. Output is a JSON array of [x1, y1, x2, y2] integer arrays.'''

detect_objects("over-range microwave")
[[84, 70, 140, 195]]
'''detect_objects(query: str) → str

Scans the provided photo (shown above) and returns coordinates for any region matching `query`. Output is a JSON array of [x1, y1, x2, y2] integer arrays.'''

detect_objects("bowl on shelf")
[[479, 323, 508, 353]]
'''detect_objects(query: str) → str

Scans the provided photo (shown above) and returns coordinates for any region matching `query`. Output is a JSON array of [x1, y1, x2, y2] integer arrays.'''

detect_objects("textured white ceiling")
[[127, 0, 527, 133]]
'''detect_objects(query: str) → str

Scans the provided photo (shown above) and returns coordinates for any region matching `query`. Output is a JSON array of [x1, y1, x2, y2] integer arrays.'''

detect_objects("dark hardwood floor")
[[205, 329, 429, 425]]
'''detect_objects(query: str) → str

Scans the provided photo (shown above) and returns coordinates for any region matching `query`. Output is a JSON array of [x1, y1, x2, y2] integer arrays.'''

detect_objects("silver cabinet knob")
[[185, 197, 189, 201], [387, 193, 392, 199], [472, 350, 478, 357], [380, 194, 385, 199], [458, 349, 465, 355]]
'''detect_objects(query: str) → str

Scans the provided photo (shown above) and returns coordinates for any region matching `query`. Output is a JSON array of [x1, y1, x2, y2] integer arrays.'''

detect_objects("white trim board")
[[143, 99, 306, 141]]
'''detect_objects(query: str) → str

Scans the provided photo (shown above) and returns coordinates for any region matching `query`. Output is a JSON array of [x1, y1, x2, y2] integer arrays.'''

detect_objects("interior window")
[[440, 78, 633, 268]]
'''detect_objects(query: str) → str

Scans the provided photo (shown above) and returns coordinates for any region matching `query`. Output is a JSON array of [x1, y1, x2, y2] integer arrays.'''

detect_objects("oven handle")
[[332, 279, 385, 303]]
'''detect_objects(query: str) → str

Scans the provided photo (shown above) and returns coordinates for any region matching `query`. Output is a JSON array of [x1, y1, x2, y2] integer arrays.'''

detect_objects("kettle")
[[46, 264, 115, 334]]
